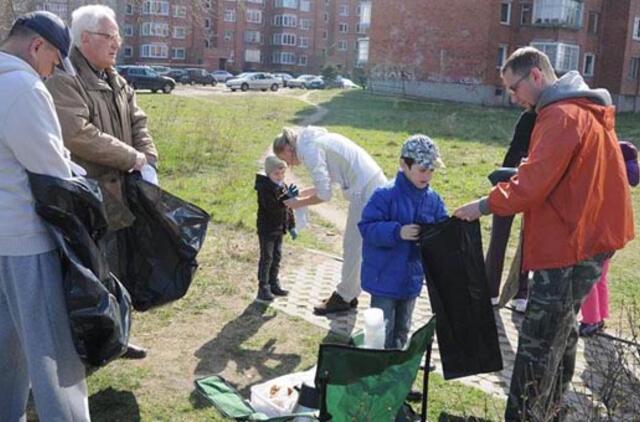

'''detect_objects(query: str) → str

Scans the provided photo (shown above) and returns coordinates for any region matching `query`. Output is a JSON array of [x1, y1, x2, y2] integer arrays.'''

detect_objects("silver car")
[[226, 72, 281, 92]]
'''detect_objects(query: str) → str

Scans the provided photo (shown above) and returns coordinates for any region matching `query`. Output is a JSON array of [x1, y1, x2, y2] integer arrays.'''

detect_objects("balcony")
[[530, 0, 583, 30]]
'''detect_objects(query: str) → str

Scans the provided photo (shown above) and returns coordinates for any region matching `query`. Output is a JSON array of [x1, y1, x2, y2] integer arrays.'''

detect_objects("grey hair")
[[272, 127, 299, 155], [71, 4, 116, 47]]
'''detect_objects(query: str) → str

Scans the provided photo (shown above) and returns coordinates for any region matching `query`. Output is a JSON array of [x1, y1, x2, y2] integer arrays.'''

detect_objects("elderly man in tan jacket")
[[47, 4, 157, 359]]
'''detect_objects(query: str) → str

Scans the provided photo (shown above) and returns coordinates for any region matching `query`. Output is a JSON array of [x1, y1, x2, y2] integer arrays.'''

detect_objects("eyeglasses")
[[507, 70, 532, 94], [86, 31, 122, 44]]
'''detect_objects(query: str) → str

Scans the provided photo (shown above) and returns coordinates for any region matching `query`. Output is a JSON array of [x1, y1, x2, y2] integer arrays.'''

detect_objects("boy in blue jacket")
[[359, 135, 448, 349]]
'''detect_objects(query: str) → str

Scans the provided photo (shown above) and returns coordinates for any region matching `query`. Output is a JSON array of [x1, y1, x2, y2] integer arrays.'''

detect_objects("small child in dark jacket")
[[255, 155, 298, 301], [359, 135, 448, 349]]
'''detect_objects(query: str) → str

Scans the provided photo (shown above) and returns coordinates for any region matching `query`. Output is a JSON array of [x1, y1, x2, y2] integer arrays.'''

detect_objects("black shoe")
[[406, 389, 422, 402], [579, 321, 604, 337], [257, 286, 274, 302], [313, 291, 352, 315], [350, 298, 358, 308], [270, 283, 289, 296], [122, 343, 147, 360]]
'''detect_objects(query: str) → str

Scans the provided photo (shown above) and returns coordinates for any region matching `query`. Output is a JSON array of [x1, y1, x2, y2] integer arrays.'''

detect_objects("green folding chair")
[[315, 316, 436, 422]]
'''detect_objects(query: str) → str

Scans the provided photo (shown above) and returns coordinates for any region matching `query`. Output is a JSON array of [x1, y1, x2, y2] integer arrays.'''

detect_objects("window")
[[357, 37, 369, 64], [298, 36, 309, 48], [356, 23, 365, 33], [298, 55, 308, 66], [124, 24, 134, 37], [245, 49, 261, 63], [634, 17, 640, 41], [324, 13, 328, 22], [141, 22, 169, 37], [273, 32, 296, 45], [142, 0, 169, 16], [583, 53, 595, 76], [173, 26, 186, 39], [204, 39, 210, 48], [173, 5, 187, 17], [204, 18, 211, 29], [224, 9, 236, 22], [126, 3, 134, 15], [521, 3, 532, 24], [322, 30, 327, 39], [497, 44, 508, 68], [224, 30, 233, 41], [246, 9, 262, 23], [274, 0, 298, 8], [273, 14, 297, 27], [245, 30, 262, 43], [272, 51, 296, 64], [140, 44, 168, 58], [587, 11, 599, 34], [300, 0, 311, 12], [530, 42, 579, 72], [533, 0, 583, 27], [123, 46, 133, 57], [337, 39, 347, 50], [356, 4, 361, 16], [338, 23, 348, 32], [339, 4, 349, 16], [247, 0, 263, 3], [172, 47, 186, 59], [629, 57, 640, 79], [500, 2, 511, 24], [359, 1, 371, 27], [300, 18, 311, 29]]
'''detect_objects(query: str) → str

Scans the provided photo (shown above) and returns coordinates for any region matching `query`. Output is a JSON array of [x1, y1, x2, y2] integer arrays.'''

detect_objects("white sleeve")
[[299, 141, 332, 201], [2, 86, 72, 179]]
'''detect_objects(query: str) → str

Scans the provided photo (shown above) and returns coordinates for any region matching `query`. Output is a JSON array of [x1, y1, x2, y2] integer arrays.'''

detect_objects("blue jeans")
[[370, 295, 417, 349]]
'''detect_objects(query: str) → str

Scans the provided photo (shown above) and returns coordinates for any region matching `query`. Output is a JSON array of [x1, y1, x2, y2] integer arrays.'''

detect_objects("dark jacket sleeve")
[[502, 111, 536, 167]]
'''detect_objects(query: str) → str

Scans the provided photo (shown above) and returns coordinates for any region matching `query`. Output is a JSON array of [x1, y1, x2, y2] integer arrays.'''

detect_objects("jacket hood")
[[255, 173, 275, 190], [536, 71, 611, 112], [0, 52, 38, 78], [298, 126, 329, 145]]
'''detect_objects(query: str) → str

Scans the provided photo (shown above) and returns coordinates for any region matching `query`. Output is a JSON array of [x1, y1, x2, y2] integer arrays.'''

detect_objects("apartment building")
[[214, 0, 362, 74], [366, 0, 640, 111]]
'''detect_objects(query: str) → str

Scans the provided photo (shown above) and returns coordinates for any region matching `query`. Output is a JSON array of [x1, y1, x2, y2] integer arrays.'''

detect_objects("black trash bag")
[[28, 172, 131, 367], [419, 217, 503, 380], [123, 173, 210, 311], [488, 167, 517, 186]]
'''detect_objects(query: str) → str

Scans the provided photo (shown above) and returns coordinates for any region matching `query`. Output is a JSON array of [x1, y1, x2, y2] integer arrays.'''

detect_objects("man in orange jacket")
[[455, 47, 634, 421]]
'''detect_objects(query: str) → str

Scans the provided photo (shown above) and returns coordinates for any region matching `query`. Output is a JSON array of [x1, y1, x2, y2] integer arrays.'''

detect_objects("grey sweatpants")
[[0, 250, 90, 422]]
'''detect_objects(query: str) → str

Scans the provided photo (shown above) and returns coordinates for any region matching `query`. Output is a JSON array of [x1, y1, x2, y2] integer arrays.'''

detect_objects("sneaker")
[[491, 297, 499, 306], [512, 298, 528, 313], [257, 286, 274, 302], [313, 291, 352, 315], [579, 321, 605, 337], [122, 343, 147, 360], [270, 283, 289, 297]]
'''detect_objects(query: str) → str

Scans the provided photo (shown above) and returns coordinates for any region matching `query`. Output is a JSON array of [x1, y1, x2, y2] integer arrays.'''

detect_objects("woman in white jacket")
[[273, 126, 386, 315]]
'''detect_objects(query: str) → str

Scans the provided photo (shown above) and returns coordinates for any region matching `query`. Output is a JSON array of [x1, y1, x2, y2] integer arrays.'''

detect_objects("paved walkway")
[[273, 248, 640, 421]]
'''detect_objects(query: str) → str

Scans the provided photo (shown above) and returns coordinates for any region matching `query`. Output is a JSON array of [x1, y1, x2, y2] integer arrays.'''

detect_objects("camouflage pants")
[[505, 253, 609, 421]]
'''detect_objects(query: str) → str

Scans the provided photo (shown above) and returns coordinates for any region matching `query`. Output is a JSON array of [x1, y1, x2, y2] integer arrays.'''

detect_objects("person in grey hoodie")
[[0, 12, 90, 422], [455, 47, 634, 421]]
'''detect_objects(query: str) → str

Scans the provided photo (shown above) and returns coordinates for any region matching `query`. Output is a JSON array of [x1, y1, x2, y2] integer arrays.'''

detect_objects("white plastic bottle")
[[363, 308, 386, 349]]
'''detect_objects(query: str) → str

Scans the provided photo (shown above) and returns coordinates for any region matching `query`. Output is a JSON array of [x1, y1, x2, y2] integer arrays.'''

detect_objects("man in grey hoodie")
[[0, 11, 90, 422], [455, 47, 634, 421]]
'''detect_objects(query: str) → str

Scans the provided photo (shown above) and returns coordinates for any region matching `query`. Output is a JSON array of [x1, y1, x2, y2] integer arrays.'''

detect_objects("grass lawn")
[[81, 89, 639, 421]]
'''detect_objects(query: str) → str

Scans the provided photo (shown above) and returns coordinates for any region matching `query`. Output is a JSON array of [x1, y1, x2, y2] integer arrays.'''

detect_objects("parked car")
[[166, 68, 188, 80], [150, 65, 171, 75], [288, 74, 318, 89], [180, 68, 217, 86], [272, 72, 293, 87], [210, 70, 234, 83], [306, 77, 325, 90], [225, 72, 281, 92], [118, 65, 175, 94]]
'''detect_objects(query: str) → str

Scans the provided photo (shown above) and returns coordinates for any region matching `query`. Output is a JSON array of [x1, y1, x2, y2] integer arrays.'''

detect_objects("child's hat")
[[401, 134, 445, 170], [264, 155, 287, 174]]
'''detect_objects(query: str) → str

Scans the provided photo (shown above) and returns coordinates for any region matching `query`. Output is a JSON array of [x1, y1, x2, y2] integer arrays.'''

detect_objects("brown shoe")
[[314, 292, 352, 315]]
